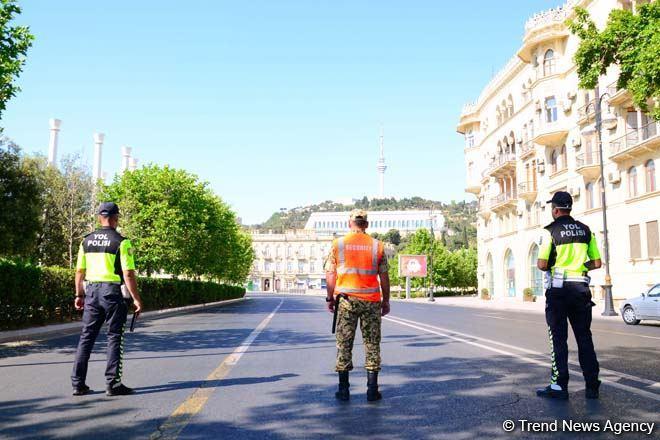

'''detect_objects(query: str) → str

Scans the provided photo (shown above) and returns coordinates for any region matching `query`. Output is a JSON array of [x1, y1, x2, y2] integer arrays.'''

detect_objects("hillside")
[[253, 197, 477, 250]]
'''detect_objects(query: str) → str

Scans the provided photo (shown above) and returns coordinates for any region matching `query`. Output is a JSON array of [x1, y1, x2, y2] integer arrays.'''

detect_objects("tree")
[[101, 165, 253, 282], [383, 229, 401, 246], [567, 3, 660, 120], [0, 140, 41, 259], [0, 0, 34, 120]]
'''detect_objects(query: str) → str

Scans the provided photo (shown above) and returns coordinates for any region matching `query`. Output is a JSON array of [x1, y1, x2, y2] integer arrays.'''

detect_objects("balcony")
[[532, 119, 569, 146], [477, 199, 491, 220], [518, 181, 538, 202], [517, 4, 571, 63], [465, 180, 481, 195], [577, 100, 596, 125], [296, 251, 308, 260], [490, 191, 517, 213], [575, 151, 601, 180], [519, 141, 535, 159], [609, 122, 660, 162], [606, 80, 632, 106], [487, 153, 517, 178]]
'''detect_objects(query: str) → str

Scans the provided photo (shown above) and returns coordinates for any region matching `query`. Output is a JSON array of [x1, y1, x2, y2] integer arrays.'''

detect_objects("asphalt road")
[[1, 294, 658, 440]]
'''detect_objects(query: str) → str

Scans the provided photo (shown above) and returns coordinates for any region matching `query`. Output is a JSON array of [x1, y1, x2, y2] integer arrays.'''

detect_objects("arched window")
[[507, 94, 514, 117], [545, 96, 558, 123], [645, 159, 656, 193], [560, 144, 566, 170], [543, 49, 555, 76], [486, 254, 494, 297], [529, 244, 543, 296], [628, 166, 638, 197], [551, 149, 558, 174], [585, 182, 595, 210], [504, 250, 516, 297]]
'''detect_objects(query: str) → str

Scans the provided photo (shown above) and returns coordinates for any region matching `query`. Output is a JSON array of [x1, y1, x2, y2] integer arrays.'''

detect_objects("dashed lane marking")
[[150, 299, 284, 440]]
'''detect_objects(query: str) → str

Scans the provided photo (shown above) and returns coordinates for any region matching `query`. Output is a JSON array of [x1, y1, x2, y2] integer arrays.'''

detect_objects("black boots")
[[335, 371, 350, 401], [536, 385, 569, 400], [367, 371, 382, 402], [585, 380, 601, 399]]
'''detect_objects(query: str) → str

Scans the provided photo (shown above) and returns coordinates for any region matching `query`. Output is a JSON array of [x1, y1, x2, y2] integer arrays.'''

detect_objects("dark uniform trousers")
[[71, 283, 128, 387], [545, 281, 600, 390]]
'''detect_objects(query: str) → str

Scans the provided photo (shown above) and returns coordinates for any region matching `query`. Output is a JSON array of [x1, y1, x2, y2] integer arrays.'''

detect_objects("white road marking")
[[385, 315, 660, 402]]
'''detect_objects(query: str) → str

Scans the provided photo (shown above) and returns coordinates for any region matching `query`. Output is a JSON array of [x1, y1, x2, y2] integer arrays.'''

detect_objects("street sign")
[[398, 254, 428, 278]]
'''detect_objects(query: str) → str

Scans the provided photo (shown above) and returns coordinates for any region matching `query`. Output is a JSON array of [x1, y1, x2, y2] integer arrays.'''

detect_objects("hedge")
[[0, 260, 245, 331]]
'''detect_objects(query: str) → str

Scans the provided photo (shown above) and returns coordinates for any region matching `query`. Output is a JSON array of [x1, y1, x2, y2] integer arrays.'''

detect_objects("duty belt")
[[565, 276, 590, 284], [86, 281, 122, 285]]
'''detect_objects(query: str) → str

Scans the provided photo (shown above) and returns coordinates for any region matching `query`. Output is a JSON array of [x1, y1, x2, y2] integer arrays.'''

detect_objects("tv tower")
[[376, 128, 387, 198]]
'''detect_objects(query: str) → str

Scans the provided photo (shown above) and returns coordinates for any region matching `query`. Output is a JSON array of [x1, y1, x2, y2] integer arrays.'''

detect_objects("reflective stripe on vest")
[[336, 287, 381, 294]]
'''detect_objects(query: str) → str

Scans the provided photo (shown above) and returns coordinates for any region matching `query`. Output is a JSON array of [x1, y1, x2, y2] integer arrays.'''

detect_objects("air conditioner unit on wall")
[[537, 160, 545, 173], [608, 170, 622, 184], [570, 187, 581, 197]]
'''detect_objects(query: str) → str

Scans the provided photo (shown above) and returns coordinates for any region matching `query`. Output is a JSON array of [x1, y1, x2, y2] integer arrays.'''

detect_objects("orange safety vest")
[[333, 232, 384, 302]]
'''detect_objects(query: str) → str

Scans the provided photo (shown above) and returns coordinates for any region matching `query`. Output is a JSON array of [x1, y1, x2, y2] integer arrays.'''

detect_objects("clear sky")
[[2, 0, 562, 224]]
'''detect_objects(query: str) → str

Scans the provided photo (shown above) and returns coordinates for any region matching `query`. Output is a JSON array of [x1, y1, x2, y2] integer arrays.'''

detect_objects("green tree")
[[101, 165, 253, 282], [0, 0, 34, 120], [383, 229, 401, 246], [567, 2, 660, 120], [0, 140, 41, 259]]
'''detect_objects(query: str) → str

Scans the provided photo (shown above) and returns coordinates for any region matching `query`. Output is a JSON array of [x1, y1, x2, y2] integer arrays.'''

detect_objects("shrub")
[[0, 260, 245, 330], [480, 288, 490, 300], [523, 288, 536, 302]]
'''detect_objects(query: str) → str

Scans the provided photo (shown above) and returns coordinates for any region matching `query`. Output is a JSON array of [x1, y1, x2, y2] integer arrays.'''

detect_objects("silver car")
[[620, 284, 660, 325]]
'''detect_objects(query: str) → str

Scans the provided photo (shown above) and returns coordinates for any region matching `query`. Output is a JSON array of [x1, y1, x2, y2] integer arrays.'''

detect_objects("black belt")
[[86, 281, 121, 285], [332, 294, 348, 334]]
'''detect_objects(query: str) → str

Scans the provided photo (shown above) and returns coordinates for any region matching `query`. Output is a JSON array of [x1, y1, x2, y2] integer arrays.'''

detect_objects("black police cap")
[[546, 191, 573, 209], [98, 202, 120, 217]]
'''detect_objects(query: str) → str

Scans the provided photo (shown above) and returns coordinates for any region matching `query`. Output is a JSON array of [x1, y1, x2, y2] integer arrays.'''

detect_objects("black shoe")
[[335, 371, 350, 401], [536, 385, 568, 400], [106, 383, 134, 396], [585, 380, 601, 399], [367, 371, 382, 402], [72, 385, 92, 396]]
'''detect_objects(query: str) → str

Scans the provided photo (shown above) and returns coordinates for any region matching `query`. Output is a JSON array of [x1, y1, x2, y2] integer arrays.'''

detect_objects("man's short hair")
[[353, 218, 368, 229]]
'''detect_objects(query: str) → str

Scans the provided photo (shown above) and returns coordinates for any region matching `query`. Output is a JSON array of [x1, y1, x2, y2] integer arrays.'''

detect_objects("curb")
[[0, 297, 247, 344]]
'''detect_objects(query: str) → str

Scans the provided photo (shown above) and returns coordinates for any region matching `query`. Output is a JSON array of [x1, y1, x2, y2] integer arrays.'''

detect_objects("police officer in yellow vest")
[[536, 191, 602, 400], [71, 202, 143, 396], [325, 209, 390, 402]]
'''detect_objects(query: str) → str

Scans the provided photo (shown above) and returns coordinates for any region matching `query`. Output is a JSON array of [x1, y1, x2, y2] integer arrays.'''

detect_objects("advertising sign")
[[398, 254, 428, 278]]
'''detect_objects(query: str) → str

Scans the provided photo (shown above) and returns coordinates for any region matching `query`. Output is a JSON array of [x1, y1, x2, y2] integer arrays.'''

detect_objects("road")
[[1, 294, 658, 439]]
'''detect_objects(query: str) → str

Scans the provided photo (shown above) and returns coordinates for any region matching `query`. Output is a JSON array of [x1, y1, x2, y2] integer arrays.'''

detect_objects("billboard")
[[398, 254, 428, 278]]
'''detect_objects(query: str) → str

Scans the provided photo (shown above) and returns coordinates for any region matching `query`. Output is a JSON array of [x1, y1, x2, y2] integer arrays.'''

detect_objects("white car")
[[620, 284, 660, 325]]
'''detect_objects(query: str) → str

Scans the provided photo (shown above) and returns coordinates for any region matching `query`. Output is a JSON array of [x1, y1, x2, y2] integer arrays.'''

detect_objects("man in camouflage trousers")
[[325, 209, 391, 402]]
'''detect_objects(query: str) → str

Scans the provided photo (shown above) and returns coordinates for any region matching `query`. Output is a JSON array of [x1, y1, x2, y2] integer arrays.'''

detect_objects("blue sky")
[[2, 0, 561, 224]]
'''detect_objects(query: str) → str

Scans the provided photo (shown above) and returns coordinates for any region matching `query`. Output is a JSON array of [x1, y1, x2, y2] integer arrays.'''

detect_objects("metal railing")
[[490, 191, 516, 206], [576, 151, 600, 167], [577, 99, 595, 120], [487, 152, 516, 172], [606, 80, 620, 97], [519, 141, 534, 156], [610, 121, 659, 155]]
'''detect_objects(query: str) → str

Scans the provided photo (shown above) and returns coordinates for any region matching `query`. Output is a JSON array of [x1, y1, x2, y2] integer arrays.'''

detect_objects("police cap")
[[546, 191, 573, 209], [98, 202, 120, 217]]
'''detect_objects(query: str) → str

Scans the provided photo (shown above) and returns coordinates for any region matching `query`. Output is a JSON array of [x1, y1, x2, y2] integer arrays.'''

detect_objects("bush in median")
[[0, 260, 245, 331]]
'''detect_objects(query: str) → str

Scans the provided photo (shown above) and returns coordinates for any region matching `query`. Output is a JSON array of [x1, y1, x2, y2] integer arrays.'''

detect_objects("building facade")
[[458, 0, 659, 302], [305, 210, 445, 236]]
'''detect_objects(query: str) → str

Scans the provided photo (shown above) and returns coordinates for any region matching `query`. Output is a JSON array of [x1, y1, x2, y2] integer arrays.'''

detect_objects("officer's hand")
[[74, 296, 84, 311], [381, 301, 390, 317], [133, 299, 143, 313], [326, 298, 334, 313]]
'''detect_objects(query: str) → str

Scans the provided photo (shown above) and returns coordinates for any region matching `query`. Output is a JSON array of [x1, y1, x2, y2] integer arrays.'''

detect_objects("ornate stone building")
[[458, 0, 659, 302]]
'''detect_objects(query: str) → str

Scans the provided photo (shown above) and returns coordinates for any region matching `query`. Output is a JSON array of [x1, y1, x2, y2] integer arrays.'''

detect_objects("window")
[[551, 149, 558, 174], [629, 224, 641, 259], [310, 261, 316, 273], [276, 262, 282, 272], [545, 97, 558, 123], [265, 262, 272, 272], [559, 145, 566, 170], [287, 262, 293, 272], [645, 160, 656, 192], [298, 262, 305, 273], [647, 221, 659, 258], [648, 285, 660, 297], [543, 49, 555, 76], [504, 250, 516, 297], [585, 183, 594, 210], [529, 244, 543, 296], [467, 130, 475, 148], [628, 166, 638, 197]]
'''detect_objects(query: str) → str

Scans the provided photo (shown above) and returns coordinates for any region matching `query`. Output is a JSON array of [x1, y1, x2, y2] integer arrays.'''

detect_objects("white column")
[[121, 146, 132, 173], [48, 118, 62, 166], [128, 157, 138, 171], [93, 133, 105, 181]]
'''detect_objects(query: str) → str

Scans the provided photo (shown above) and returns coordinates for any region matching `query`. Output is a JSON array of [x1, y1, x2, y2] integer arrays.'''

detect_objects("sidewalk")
[[0, 297, 246, 344], [404, 295, 623, 321]]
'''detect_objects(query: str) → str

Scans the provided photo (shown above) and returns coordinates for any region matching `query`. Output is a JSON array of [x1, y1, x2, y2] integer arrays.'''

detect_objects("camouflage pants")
[[335, 296, 382, 372]]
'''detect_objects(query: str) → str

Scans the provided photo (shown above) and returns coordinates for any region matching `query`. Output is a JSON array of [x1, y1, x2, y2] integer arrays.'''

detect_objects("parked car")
[[620, 284, 660, 325]]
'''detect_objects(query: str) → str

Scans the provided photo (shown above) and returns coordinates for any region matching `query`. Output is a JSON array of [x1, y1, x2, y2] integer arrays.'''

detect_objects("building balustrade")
[[575, 151, 601, 180], [518, 181, 538, 202], [490, 191, 517, 212], [519, 140, 535, 158], [609, 121, 659, 162], [487, 152, 517, 177]]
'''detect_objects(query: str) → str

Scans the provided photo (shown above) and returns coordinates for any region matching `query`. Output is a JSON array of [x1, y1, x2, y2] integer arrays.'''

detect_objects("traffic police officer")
[[71, 202, 143, 396], [536, 191, 602, 400], [325, 209, 391, 402]]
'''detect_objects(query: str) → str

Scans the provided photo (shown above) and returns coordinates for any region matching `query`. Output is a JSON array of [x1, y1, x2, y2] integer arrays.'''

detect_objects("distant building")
[[305, 210, 445, 236], [458, 0, 659, 301]]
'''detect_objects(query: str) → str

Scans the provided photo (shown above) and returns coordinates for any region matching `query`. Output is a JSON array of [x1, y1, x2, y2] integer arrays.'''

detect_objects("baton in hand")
[[331, 294, 347, 334], [130, 311, 140, 332]]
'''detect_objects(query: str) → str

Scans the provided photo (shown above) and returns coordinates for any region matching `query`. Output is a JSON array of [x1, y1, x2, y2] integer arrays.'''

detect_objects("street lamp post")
[[428, 206, 435, 302], [582, 85, 617, 316]]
